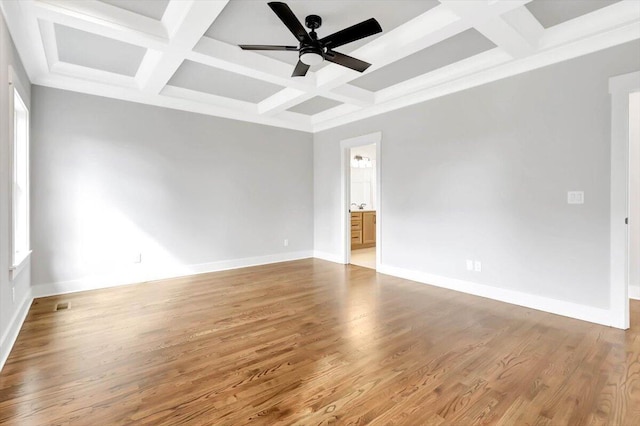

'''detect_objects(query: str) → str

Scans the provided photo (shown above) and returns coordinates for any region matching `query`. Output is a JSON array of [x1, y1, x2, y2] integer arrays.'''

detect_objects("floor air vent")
[[55, 302, 70, 311]]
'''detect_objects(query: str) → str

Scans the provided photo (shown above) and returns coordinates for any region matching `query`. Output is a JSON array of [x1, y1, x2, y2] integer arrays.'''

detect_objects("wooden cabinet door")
[[363, 212, 376, 244]]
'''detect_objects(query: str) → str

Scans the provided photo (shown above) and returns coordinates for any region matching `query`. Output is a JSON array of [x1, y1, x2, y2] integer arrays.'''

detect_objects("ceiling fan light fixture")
[[300, 52, 323, 66], [299, 46, 324, 66]]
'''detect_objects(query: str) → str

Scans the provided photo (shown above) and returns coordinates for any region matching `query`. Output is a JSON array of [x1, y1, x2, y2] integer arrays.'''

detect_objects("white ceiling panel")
[[3, 0, 637, 132], [55, 24, 146, 76], [99, 0, 170, 21], [287, 96, 342, 115], [205, 0, 440, 64], [350, 29, 496, 92], [525, 0, 622, 29], [168, 60, 284, 103]]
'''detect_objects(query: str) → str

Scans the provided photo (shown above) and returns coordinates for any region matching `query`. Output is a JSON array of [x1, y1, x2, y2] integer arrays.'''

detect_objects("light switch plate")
[[466, 259, 473, 271], [567, 191, 584, 204]]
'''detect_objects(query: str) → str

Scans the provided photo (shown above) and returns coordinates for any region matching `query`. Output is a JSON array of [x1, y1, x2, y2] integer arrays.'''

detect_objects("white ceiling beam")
[[435, 1, 536, 58], [31, 0, 168, 49], [0, 0, 49, 81], [136, 0, 229, 94], [162, 0, 196, 38], [37, 18, 58, 69], [501, 6, 545, 45], [326, 84, 374, 107], [50, 61, 138, 88], [473, 17, 536, 58], [258, 87, 314, 115]]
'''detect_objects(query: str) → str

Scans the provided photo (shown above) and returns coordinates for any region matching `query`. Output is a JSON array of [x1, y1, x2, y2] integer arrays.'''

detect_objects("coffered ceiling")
[[1, 0, 638, 133]]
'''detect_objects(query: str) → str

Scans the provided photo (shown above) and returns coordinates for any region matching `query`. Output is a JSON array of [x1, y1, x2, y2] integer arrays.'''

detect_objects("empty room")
[[1, 0, 640, 424]]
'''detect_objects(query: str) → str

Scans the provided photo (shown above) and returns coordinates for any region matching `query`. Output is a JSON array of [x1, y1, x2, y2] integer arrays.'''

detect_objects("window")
[[10, 70, 30, 275]]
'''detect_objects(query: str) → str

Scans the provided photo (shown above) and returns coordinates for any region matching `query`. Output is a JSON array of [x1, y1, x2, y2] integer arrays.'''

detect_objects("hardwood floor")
[[350, 247, 376, 269], [0, 259, 638, 425]]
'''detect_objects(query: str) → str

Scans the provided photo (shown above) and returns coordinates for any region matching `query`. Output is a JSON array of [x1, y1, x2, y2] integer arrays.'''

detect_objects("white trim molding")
[[32, 250, 313, 298], [0, 289, 33, 372], [609, 71, 640, 330], [377, 264, 613, 327]]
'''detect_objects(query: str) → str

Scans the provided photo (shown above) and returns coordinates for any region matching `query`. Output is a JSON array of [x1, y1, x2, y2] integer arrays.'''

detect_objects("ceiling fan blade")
[[292, 60, 310, 77], [268, 2, 312, 43], [319, 18, 382, 50], [324, 50, 371, 73], [239, 45, 298, 51]]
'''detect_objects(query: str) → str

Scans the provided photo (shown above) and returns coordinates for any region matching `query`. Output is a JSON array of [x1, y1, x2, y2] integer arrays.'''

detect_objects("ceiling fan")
[[239, 2, 382, 77]]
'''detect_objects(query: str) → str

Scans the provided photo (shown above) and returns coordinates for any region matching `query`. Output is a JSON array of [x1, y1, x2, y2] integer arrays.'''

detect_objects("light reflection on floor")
[[350, 247, 375, 269]]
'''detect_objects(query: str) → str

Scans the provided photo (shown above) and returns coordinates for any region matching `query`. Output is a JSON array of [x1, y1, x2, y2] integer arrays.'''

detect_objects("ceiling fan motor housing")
[[305, 14, 322, 30]]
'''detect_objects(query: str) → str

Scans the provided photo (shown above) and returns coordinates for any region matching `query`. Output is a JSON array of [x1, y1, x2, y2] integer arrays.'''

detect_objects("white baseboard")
[[630, 285, 640, 300], [313, 250, 345, 264], [0, 290, 33, 372], [32, 250, 313, 298], [377, 264, 614, 328]]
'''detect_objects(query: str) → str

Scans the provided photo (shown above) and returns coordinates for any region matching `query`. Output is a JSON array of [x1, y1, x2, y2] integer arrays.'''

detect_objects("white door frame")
[[340, 132, 382, 267], [630, 92, 640, 302], [609, 71, 640, 330]]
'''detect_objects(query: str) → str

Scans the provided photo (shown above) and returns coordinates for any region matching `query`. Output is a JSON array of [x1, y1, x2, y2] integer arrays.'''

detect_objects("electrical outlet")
[[567, 191, 584, 204], [474, 261, 482, 272], [284, 239, 289, 247], [466, 259, 474, 271], [132, 253, 142, 264]]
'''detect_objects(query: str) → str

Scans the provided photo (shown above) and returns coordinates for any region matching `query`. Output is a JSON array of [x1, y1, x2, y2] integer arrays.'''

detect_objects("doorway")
[[340, 132, 382, 270], [349, 144, 377, 269]]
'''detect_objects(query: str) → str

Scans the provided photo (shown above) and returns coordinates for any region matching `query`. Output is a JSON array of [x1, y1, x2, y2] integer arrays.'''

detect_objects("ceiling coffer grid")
[[1, 0, 638, 133]]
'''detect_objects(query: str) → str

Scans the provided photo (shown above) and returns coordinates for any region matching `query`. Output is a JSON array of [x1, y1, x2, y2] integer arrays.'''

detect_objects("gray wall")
[[30, 87, 314, 287], [314, 40, 640, 310], [0, 12, 31, 358]]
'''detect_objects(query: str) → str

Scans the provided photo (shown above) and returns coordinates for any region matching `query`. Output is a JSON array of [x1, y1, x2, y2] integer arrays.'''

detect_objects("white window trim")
[[8, 65, 31, 280]]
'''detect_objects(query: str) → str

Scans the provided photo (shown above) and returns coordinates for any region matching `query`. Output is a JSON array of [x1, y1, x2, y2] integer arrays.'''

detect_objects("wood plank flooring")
[[350, 247, 376, 270], [0, 259, 638, 425]]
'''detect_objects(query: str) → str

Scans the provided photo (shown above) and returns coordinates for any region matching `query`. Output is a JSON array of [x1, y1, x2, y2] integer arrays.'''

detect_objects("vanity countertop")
[[350, 210, 376, 213]]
